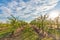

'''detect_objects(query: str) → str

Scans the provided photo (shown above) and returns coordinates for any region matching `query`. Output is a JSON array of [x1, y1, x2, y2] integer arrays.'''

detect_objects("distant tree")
[[54, 15, 60, 29]]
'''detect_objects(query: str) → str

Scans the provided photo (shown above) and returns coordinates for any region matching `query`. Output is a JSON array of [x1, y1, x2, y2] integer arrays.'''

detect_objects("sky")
[[0, 0, 60, 23]]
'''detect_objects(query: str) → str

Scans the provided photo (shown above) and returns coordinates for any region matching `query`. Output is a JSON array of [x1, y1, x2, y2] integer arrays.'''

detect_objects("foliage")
[[0, 14, 60, 40]]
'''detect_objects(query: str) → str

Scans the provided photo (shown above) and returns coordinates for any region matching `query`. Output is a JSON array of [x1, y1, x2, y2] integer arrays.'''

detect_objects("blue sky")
[[0, 0, 60, 23]]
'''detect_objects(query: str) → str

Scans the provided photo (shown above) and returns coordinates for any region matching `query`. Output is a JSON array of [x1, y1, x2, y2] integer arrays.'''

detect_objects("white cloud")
[[0, 0, 59, 22], [48, 10, 60, 19]]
